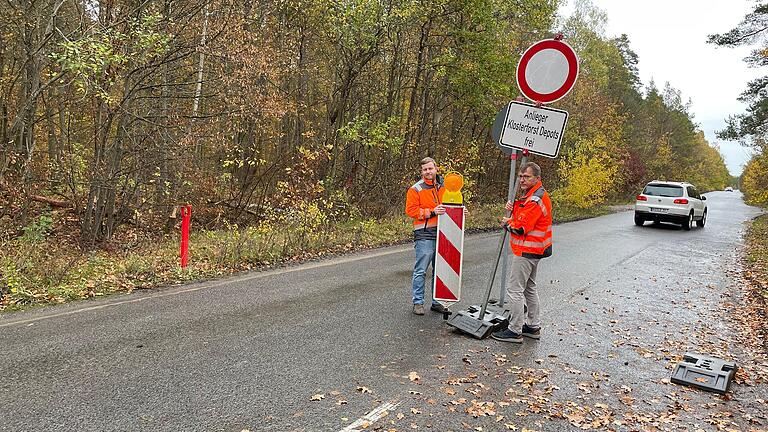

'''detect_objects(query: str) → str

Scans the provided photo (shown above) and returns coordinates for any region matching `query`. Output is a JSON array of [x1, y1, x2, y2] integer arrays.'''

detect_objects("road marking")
[[339, 400, 401, 432], [0, 245, 414, 329]]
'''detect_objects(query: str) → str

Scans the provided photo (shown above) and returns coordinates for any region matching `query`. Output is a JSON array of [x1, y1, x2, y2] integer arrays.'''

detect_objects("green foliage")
[[339, 115, 403, 154], [21, 215, 53, 243], [50, 12, 171, 101]]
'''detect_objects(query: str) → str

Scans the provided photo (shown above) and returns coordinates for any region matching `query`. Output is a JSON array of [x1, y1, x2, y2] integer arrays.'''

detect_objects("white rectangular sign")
[[499, 101, 568, 158]]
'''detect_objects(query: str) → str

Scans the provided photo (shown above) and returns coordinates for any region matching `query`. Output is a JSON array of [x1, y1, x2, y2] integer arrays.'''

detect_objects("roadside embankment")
[[0, 202, 618, 312]]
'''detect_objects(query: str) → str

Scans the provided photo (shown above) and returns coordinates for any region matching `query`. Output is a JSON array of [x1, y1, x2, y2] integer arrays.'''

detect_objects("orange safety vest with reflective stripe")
[[405, 177, 444, 240], [507, 181, 553, 259]]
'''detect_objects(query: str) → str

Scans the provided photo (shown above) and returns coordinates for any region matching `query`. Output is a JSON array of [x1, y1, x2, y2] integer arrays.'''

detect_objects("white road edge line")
[[339, 400, 401, 432], [0, 245, 413, 329]]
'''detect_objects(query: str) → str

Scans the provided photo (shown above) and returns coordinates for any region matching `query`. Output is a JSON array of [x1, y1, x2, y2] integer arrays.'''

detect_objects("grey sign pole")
[[497, 150, 519, 306]]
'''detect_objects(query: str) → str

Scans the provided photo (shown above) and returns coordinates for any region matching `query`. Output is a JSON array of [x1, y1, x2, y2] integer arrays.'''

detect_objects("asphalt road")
[[1, 191, 764, 431]]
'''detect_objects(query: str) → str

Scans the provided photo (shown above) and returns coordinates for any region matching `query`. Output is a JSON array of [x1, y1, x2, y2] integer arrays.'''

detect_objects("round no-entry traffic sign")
[[516, 39, 579, 104]]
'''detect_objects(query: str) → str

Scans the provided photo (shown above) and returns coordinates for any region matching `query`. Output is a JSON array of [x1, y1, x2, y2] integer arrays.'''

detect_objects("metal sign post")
[[497, 150, 520, 306]]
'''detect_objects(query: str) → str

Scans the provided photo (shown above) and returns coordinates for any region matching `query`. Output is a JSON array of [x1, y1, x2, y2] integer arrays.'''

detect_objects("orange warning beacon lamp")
[[443, 172, 464, 205]]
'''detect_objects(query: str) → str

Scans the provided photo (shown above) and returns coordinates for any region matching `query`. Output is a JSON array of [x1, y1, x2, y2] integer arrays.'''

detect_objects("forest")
[[0, 0, 738, 307]]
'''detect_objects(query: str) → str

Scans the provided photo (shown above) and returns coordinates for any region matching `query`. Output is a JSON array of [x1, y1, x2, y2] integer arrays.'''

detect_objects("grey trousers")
[[506, 254, 541, 332]]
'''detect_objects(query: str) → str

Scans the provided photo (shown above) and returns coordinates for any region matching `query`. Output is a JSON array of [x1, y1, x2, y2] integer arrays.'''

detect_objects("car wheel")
[[682, 212, 693, 231], [634, 213, 644, 226], [696, 210, 707, 228]]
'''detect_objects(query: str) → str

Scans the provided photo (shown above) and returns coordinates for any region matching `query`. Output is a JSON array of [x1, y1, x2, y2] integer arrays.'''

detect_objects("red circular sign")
[[516, 39, 579, 104]]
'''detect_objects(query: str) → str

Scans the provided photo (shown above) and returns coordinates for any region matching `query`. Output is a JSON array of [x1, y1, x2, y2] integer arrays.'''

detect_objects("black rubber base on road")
[[446, 303, 510, 339], [671, 353, 737, 394]]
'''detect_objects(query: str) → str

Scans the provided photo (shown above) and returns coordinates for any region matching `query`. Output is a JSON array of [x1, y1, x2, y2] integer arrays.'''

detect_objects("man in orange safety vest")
[[492, 162, 553, 343], [404, 157, 449, 316]]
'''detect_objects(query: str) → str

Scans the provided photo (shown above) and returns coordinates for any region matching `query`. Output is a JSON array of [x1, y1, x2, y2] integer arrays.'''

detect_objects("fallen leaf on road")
[[357, 386, 372, 394], [310, 394, 324, 401], [409, 371, 421, 382]]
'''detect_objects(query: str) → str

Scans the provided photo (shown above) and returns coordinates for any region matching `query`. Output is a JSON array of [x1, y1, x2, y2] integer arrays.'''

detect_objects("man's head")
[[518, 162, 541, 192], [420, 157, 438, 181]]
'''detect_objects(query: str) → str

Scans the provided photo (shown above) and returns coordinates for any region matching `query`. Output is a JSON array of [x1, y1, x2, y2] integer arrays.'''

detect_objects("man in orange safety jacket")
[[492, 161, 552, 343], [405, 157, 448, 316]]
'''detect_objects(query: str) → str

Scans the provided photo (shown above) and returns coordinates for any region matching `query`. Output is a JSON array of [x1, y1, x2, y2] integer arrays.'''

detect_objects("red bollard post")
[[180, 205, 192, 268]]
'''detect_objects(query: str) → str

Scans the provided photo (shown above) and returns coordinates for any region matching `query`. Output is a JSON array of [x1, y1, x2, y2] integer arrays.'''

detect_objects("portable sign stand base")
[[445, 303, 510, 340], [671, 353, 737, 394]]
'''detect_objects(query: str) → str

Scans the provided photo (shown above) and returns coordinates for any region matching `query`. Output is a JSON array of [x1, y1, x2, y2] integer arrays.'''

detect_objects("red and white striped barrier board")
[[433, 205, 465, 305]]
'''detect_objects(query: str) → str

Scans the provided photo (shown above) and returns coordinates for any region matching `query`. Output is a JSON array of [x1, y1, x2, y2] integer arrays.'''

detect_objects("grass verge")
[[745, 214, 768, 302], [0, 202, 620, 312]]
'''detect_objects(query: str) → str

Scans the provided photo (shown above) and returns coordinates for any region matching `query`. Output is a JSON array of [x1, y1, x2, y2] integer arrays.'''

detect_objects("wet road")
[[1, 191, 764, 431]]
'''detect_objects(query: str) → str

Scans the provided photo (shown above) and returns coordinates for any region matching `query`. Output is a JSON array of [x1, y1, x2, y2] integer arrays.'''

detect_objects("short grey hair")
[[520, 162, 541, 177], [420, 157, 437, 167]]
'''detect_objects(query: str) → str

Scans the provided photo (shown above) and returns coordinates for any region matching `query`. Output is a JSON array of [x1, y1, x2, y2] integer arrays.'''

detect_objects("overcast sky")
[[558, 0, 761, 176]]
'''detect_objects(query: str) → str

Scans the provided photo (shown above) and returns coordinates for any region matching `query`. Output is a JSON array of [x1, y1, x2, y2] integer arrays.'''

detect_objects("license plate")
[[650, 207, 668, 212]]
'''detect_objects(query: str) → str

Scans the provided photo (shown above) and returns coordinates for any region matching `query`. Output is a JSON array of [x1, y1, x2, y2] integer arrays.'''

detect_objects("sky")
[[558, 0, 761, 176]]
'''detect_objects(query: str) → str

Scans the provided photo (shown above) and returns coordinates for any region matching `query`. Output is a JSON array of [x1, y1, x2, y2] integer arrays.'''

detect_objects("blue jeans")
[[411, 239, 438, 305]]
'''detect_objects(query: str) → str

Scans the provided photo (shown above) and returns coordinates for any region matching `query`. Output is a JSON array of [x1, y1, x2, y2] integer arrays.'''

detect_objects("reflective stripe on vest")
[[528, 195, 548, 217], [511, 237, 553, 248], [526, 228, 552, 237]]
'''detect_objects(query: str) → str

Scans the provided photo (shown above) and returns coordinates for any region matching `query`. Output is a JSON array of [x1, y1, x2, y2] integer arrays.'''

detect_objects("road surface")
[[1, 191, 765, 431]]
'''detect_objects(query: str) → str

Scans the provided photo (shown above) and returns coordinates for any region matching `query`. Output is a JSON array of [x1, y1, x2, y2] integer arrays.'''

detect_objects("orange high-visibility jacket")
[[507, 181, 553, 259], [405, 177, 444, 240]]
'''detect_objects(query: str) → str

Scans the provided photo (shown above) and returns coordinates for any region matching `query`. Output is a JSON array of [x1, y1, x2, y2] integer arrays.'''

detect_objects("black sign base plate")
[[671, 353, 737, 394], [446, 304, 511, 339]]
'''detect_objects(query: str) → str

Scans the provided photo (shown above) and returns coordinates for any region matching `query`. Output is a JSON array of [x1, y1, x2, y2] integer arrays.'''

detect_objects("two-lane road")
[[1, 191, 761, 431]]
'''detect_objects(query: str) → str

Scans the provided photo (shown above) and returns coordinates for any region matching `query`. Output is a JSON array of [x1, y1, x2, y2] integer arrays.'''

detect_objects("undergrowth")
[[0, 203, 615, 312], [745, 214, 768, 301]]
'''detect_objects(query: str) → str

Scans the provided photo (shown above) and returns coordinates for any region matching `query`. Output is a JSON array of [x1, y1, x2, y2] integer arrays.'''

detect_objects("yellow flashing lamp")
[[442, 172, 464, 205]]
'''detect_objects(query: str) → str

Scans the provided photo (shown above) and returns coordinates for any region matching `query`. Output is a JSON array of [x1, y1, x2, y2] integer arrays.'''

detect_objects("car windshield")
[[643, 184, 684, 197]]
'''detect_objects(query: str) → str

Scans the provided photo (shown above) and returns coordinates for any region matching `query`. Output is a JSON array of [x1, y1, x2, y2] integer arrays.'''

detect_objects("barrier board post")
[[180, 205, 192, 268]]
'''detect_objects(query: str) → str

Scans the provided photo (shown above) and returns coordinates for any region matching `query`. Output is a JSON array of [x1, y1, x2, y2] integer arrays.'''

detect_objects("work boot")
[[430, 303, 447, 313], [491, 329, 523, 343], [413, 304, 425, 315], [522, 324, 541, 339]]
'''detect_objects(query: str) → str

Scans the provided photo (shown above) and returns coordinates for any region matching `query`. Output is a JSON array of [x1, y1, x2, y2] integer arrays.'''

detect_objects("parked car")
[[634, 181, 707, 230], [725, 186, 734, 192]]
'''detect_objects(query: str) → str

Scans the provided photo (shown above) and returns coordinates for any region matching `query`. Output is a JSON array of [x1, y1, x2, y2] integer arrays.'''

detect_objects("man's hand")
[[505, 200, 514, 212], [434, 205, 446, 215]]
